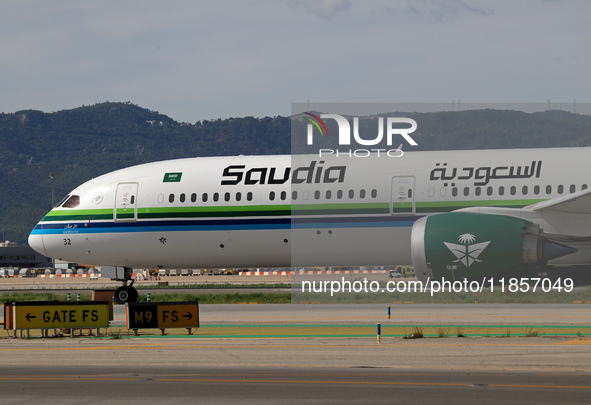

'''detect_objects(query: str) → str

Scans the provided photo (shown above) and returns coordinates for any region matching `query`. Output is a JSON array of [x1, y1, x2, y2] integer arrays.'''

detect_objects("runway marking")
[[0, 377, 140, 381], [1, 374, 591, 390], [0, 338, 587, 353], [554, 339, 591, 345], [200, 315, 591, 322], [156, 377, 591, 390]]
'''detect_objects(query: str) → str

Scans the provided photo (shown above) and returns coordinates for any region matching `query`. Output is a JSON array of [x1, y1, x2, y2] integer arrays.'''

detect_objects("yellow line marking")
[[0, 338, 586, 352], [1, 374, 590, 390], [156, 377, 591, 389], [0, 377, 140, 381]]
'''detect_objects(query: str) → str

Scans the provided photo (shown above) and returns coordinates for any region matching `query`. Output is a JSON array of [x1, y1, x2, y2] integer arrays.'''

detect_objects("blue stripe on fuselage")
[[31, 216, 420, 235]]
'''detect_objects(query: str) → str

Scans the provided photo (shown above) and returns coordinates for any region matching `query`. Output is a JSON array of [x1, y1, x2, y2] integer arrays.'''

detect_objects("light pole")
[[49, 172, 60, 207]]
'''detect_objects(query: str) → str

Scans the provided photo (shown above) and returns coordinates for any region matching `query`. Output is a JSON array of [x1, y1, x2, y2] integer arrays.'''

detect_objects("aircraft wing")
[[526, 187, 591, 214]]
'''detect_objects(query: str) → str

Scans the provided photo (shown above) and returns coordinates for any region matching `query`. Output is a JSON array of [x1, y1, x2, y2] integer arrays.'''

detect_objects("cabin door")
[[114, 182, 139, 222], [390, 176, 415, 215]]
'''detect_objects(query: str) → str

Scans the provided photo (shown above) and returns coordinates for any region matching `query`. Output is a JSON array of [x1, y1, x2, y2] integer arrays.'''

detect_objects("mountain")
[[1, 102, 590, 243]]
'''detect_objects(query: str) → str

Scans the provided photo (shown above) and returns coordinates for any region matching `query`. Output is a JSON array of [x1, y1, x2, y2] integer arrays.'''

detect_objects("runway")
[[1, 365, 591, 404], [2, 301, 591, 403]]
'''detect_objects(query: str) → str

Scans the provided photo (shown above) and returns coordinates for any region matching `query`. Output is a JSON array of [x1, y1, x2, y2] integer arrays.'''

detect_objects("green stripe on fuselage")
[[137, 205, 290, 219], [415, 199, 544, 213], [41, 209, 114, 222], [38, 199, 546, 223]]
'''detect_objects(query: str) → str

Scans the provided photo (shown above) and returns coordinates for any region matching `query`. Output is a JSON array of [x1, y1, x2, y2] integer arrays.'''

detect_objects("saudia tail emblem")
[[443, 233, 491, 268]]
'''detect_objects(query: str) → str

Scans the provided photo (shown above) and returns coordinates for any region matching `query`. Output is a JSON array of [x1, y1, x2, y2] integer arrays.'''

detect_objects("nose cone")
[[28, 224, 47, 257]]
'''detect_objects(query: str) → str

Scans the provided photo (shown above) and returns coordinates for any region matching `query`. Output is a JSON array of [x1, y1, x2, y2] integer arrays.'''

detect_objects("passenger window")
[[348, 189, 354, 199], [62, 195, 80, 208], [486, 187, 493, 196], [169, 194, 174, 203], [130, 196, 135, 204], [371, 189, 377, 198], [180, 193, 186, 203], [475, 187, 481, 197], [326, 190, 332, 199], [510, 186, 516, 196], [224, 192, 230, 202], [202, 193, 208, 202], [236, 192, 242, 202], [407, 189, 412, 198], [534, 186, 540, 195], [498, 186, 505, 196], [570, 185, 576, 193], [558, 185, 564, 194], [280, 191, 287, 200], [213, 193, 219, 202], [269, 191, 275, 201], [360, 189, 366, 199], [522, 186, 528, 195], [337, 190, 343, 199], [452, 187, 458, 197], [583, 184, 588, 190], [314, 190, 320, 200], [463, 187, 469, 197], [247, 192, 253, 201], [191, 193, 197, 203], [546, 185, 552, 194], [292, 191, 298, 200]]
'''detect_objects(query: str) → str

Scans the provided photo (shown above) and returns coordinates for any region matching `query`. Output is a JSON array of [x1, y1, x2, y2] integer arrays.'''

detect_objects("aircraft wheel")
[[115, 286, 139, 304]]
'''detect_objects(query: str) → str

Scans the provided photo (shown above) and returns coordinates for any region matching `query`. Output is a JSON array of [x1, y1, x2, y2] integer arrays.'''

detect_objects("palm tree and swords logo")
[[443, 233, 491, 267]]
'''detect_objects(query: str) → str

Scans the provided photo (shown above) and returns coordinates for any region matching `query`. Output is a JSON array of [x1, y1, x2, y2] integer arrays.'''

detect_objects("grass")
[[140, 292, 291, 304], [403, 326, 424, 339], [0, 292, 78, 302], [3, 284, 591, 305], [525, 328, 539, 337], [0, 291, 291, 304]]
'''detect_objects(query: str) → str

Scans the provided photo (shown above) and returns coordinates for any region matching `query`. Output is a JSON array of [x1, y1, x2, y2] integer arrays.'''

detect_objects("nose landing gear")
[[101, 266, 139, 304], [115, 284, 139, 304]]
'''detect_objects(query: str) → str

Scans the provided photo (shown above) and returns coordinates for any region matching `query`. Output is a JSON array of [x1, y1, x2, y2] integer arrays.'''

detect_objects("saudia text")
[[221, 160, 345, 185]]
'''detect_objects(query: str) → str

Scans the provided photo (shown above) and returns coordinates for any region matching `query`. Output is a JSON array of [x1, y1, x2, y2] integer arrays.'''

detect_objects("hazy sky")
[[2, 0, 589, 122]]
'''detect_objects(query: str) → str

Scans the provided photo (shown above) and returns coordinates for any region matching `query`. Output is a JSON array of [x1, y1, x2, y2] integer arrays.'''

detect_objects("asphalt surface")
[[2, 365, 591, 404], [2, 277, 591, 403]]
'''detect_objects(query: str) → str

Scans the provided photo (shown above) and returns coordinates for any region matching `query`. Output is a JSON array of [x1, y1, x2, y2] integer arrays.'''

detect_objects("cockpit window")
[[61, 195, 80, 208], [55, 195, 70, 208]]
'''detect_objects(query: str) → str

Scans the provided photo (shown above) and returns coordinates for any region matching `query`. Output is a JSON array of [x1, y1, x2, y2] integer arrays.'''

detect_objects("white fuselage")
[[29, 148, 591, 269]]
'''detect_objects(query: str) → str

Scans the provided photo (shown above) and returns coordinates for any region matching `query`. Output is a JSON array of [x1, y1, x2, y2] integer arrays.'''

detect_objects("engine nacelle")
[[411, 212, 576, 282]]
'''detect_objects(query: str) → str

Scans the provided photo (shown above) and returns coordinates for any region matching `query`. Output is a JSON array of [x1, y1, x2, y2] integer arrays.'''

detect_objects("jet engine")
[[411, 212, 577, 282]]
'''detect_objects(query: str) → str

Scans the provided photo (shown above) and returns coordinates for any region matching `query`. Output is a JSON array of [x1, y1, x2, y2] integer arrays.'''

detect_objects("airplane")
[[28, 147, 591, 303]]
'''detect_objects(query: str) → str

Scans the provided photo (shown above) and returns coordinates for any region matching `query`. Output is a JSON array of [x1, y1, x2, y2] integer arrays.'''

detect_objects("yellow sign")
[[126, 302, 199, 330], [158, 303, 199, 328], [13, 302, 109, 329]]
